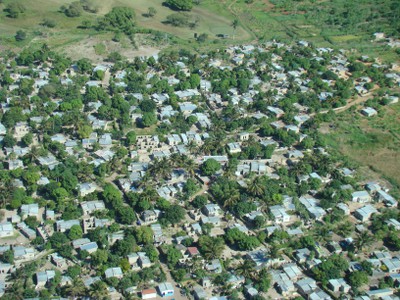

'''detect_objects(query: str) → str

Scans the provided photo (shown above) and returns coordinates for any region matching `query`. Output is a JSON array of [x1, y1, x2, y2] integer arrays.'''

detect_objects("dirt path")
[[312, 90, 376, 116]]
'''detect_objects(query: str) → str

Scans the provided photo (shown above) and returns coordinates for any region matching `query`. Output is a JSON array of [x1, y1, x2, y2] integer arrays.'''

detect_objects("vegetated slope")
[[212, 0, 400, 60], [321, 101, 400, 187], [0, 0, 251, 51]]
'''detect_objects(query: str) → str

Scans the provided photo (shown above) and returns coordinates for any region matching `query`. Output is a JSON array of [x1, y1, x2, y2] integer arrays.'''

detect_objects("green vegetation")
[[320, 100, 400, 187]]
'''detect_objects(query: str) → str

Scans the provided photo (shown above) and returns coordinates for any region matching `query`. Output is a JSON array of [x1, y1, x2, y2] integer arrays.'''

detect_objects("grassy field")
[[0, 0, 252, 57], [0, 0, 398, 61], [320, 102, 400, 187]]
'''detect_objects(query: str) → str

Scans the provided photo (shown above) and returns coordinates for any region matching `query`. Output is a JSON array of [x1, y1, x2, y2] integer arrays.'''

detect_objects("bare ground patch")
[[59, 36, 160, 62]]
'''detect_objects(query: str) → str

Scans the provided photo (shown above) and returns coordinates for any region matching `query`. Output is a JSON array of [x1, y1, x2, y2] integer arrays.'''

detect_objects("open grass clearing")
[[321, 103, 400, 187]]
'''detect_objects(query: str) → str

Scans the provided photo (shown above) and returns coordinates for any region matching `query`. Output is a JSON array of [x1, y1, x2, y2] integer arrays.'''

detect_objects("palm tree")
[[89, 281, 109, 299], [201, 237, 225, 260], [169, 152, 184, 168], [65, 278, 87, 298], [236, 259, 256, 279], [222, 189, 240, 208], [354, 231, 375, 253], [148, 157, 172, 181], [247, 176, 265, 197], [183, 155, 197, 178]]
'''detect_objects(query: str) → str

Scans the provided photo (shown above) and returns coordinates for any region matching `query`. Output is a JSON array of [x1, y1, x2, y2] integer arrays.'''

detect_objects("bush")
[[165, 13, 190, 27], [42, 19, 56, 28], [165, 0, 193, 11], [4, 3, 26, 18], [61, 2, 82, 17], [15, 30, 27, 42], [98, 7, 136, 33]]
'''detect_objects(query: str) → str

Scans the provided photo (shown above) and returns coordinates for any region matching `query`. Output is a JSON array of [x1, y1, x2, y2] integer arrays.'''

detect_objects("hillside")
[[0, 0, 399, 61]]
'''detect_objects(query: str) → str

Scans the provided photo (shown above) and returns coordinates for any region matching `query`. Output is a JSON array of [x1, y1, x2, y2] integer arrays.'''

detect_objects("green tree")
[[1, 249, 14, 264], [198, 236, 225, 259], [161, 205, 185, 225], [200, 158, 221, 176], [21, 132, 33, 146], [68, 225, 83, 240], [5, 3, 26, 18], [348, 271, 368, 288], [98, 6, 136, 33], [15, 30, 27, 41], [192, 195, 208, 209], [91, 249, 108, 266], [2, 134, 16, 148], [126, 131, 137, 146], [166, 0, 194, 11], [141, 112, 157, 127], [66, 265, 81, 279], [147, 7, 157, 17]]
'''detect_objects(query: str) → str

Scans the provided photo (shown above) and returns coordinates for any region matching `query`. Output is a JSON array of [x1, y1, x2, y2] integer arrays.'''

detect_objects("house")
[[296, 277, 318, 298], [242, 285, 258, 299], [382, 258, 400, 273], [269, 205, 290, 224], [13, 246, 35, 261], [81, 200, 105, 215], [104, 267, 123, 279], [83, 217, 110, 233], [361, 107, 378, 117], [50, 253, 67, 268], [283, 263, 303, 281], [151, 223, 164, 245], [247, 249, 281, 269], [205, 259, 222, 273], [0, 123, 6, 135], [0, 263, 13, 275], [141, 210, 160, 224], [327, 241, 342, 254], [386, 219, 400, 230], [295, 248, 312, 263], [8, 159, 24, 170], [37, 154, 59, 170], [337, 203, 350, 215], [186, 247, 200, 258], [79, 242, 99, 254], [157, 282, 174, 297], [366, 288, 393, 298], [0, 222, 13, 238], [193, 285, 208, 300], [227, 273, 245, 289], [376, 190, 397, 207], [78, 182, 98, 197], [56, 219, 80, 232], [20, 203, 39, 219], [239, 132, 250, 141], [17, 222, 36, 240], [328, 278, 351, 293], [141, 288, 157, 299], [352, 191, 371, 203], [13, 122, 30, 140], [354, 205, 378, 222], [267, 106, 285, 118], [271, 270, 295, 296], [36, 270, 56, 288], [202, 204, 221, 217], [227, 142, 242, 154], [138, 252, 152, 268], [309, 289, 332, 300], [299, 196, 326, 220]]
